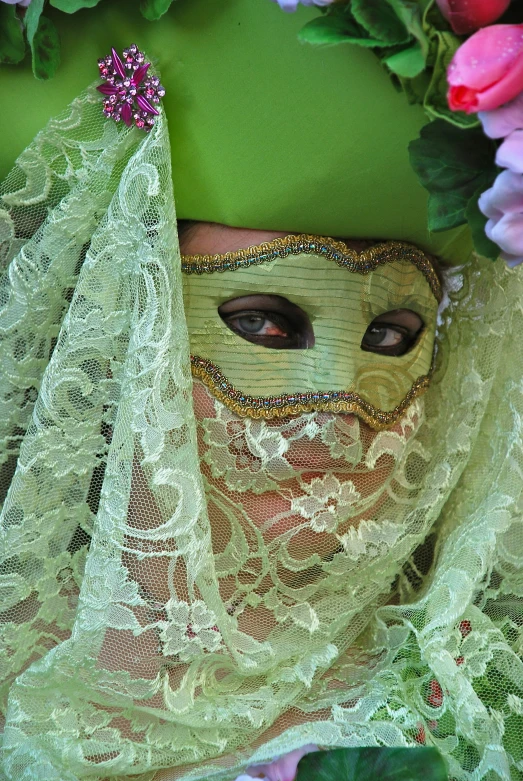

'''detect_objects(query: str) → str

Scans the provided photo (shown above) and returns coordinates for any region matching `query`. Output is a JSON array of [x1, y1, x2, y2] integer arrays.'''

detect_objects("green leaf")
[[298, 9, 387, 47], [422, 29, 477, 128], [351, 0, 411, 45], [397, 70, 431, 106], [25, 0, 45, 45], [387, 0, 429, 57], [384, 42, 425, 77], [296, 747, 448, 781], [140, 0, 175, 21], [31, 16, 60, 80], [49, 0, 103, 12], [0, 3, 25, 65], [25, 0, 60, 80], [427, 190, 471, 231], [409, 120, 497, 232], [466, 185, 500, 261]]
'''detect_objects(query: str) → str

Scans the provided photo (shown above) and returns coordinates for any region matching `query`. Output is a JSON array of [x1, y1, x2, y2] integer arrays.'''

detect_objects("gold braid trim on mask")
[[190, 355, 432, 430], [181, 235, 442, 302]]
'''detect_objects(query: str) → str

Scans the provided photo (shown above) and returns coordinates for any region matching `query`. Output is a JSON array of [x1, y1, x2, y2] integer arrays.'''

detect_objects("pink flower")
[[244, 744, 319, 781], [0, 0, 31, 5], [447, 24, 523, 114], [478, 170, 523, 266], [435, 0, 510, 35]]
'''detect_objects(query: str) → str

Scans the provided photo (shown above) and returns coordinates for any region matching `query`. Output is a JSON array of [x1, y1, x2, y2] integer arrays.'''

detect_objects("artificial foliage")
[[296, 746, 448, 781], [409, 120, 500, 259]]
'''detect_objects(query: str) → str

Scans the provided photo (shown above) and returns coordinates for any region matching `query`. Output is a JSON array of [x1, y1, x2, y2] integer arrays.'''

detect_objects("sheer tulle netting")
[[1, 86, 523, 781]]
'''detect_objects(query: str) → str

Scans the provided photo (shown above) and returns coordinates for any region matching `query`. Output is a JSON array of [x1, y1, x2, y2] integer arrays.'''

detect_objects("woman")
[[0, 2, 522, 780]]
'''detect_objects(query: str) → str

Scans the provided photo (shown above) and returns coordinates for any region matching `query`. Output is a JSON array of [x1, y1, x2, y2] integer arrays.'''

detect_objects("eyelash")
[[361, 322, 421, 356], [225, 310, 289, 338]]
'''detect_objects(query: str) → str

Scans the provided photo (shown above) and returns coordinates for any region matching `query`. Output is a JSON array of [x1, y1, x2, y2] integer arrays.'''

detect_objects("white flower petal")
[[479, 94, 523, 138], [480, 170, 523, 215], [496, 130, 523, 173], [478, 188, 504, 221], [490, 212, 523, 255], [500, 251, 523, 267]]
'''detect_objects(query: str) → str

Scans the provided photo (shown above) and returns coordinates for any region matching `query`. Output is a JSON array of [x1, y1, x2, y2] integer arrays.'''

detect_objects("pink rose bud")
[[436, 0, 510, 35], [448, 24, 523, 114]]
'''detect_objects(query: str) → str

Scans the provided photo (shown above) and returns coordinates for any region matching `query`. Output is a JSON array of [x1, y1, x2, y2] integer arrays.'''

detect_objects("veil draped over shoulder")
[[0, 0, 523, 781], [0, 83, 523, 781]]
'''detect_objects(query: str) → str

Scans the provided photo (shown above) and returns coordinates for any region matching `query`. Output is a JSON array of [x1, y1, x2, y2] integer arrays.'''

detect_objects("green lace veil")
[[1, 3, 523, 781]]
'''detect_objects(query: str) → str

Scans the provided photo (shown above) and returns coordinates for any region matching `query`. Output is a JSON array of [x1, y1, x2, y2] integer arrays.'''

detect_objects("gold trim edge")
[[182, 235, 442, 302], [191, 355, 430, 431]]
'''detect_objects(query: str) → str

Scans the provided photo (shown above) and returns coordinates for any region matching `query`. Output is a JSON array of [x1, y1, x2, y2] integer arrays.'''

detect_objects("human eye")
[[218, 294, 314, 349], [361, 309, 424, 357]]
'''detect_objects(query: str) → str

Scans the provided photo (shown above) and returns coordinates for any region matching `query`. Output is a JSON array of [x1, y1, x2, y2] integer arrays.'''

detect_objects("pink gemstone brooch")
[[97, 44, 166, 131]]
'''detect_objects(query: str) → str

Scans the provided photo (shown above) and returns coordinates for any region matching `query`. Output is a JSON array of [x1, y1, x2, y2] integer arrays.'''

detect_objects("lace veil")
[[1, 84, 523, 781]]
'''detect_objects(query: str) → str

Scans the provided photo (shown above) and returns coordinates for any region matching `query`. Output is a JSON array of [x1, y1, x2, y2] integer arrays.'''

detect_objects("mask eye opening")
[[360, 309, 425, 357], [218, 294, 315, 350]]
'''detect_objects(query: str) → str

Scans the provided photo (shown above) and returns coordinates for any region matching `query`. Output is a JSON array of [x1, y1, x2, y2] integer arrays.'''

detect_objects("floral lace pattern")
[[0, 86, 523, 781]]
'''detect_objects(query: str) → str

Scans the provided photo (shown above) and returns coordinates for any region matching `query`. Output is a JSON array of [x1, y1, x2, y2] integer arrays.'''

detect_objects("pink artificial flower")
[[479, 170, 523, 266], [447, 24, 523, 114], [0, 0, 32, 5], [243, 744, 319, 781], [479, 92, 523, 138], [435, 0, 510, 35]]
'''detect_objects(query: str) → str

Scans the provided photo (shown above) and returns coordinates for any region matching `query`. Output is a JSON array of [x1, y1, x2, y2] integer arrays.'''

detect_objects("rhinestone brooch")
[[97, 44, 165, 131]]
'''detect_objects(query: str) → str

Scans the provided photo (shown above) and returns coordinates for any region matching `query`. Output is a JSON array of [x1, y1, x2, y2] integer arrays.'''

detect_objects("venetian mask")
[[182, 235, 440, 429]]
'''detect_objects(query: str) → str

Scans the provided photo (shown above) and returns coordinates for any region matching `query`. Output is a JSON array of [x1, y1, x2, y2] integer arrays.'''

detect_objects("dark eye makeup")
[[219, 295, 314, 349], [361, 309, 424, 357], [219, 295, 424, 356]]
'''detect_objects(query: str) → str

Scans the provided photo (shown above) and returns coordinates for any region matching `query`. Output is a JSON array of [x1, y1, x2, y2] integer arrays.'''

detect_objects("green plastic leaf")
[[0, 3, 25, 65], [298, 8, 387, 47], [351, 0, 411, 45], [384, 42, 425, 77], [25, 0, 44, 45], [140, 0, 175, 21], [466, 185, 500, 261], [409, 120, 498, 232], [31, 16, 60, 81], [49, 0, 103, 12], [25, 0, 61, 80], [387, 0, 429, 56], [296, 747, 448, 781], [422, 29, 477, 128], [397, 70, 431, 106]]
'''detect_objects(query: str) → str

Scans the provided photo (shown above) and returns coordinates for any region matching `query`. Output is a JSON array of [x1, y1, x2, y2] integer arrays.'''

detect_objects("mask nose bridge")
[[308, 319, 364, 391], [307, 273, 367, 391]]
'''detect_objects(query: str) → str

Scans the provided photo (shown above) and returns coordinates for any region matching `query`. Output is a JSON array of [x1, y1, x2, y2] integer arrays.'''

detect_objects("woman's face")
[[181, 222, 436, 581]]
